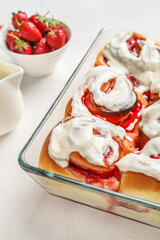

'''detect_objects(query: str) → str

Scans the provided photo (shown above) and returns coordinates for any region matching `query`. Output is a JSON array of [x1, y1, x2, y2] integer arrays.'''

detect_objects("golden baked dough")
[[119, 171, 160, 204]]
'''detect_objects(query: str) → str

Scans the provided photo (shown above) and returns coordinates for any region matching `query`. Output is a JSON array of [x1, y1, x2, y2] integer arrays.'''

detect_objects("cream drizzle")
[[116, 137, 160, 180], [71, 66, 136, 114], [48, 114, 125, 168], [103, 32, 160, 94], [140, 100, 160, 139]]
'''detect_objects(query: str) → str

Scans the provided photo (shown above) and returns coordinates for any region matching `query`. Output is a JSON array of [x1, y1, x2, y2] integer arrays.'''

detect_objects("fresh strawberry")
[[12, 11, 28, 29], [10, 36, 32, 54], [6, 30, 19, 48], [29, 14, 46, 34], [48, 24, 69, 43], [46, 29, 65, 50], [19, 21, 42, 42], [0, 25, 3, 30], [33, 37, 51, 54]]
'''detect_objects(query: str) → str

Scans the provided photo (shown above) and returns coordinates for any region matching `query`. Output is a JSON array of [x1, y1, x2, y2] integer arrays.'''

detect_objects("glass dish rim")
[[18, 26, 160, 211]]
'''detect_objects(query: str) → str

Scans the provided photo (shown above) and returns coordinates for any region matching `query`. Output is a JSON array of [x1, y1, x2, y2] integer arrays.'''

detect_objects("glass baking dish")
[[18, 27, 160, 228]]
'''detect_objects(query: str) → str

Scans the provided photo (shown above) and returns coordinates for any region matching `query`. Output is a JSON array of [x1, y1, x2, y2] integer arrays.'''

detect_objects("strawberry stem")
[[15, 17, 21, 27], [7, 33, 19, 40], [51, 12, 54, 19], [44, 10, 51, 17], [48, 29, 57, 34], [19, 21, 24, 28]]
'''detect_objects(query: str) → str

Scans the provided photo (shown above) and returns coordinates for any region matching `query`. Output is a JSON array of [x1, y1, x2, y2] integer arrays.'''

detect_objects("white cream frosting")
[[71, 66, 136, 115], [116, 137, 160, 180], [103, 32, 160, 94], [140, 100, 160, 139], [48, 114, 125, 168]]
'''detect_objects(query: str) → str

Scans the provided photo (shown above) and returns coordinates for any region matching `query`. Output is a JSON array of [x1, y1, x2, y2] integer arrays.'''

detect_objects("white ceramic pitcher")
[[0, 59, 24, 136]]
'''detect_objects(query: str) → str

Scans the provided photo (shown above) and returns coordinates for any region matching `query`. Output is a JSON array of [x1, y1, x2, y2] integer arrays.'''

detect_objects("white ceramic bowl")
[[0, 23, 71, 77]]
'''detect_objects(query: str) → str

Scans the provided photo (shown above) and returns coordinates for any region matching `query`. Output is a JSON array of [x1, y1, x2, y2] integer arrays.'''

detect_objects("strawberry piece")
[[68, 165, 120, 191], [126, 34, 144, 57], [29, 14, 46, 34], [69, 152, 115, 179], [143, 90, 151, 101], [10, 36, 32, 54], [150, 154, 160, 159], [127, 37, 139, 56], [19, 21, 42, 42], [0, 25, 3, 30], [127, 37, 137, 51], [6, 31, 19, 48], [33, 37, 51, 54], [126, 73, 140, 88], [12, 11, 28, 29], [46, 29, 65, 50]]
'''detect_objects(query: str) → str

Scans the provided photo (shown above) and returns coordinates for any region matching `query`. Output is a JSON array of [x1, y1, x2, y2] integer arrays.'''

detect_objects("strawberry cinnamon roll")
[[95, 32, 160, 103], [65, 66, 147, 134], [138, 100, 160, 149], [95, 32, 145, 67], [39, 114, 126, 191], [117, 137, 160, 204]]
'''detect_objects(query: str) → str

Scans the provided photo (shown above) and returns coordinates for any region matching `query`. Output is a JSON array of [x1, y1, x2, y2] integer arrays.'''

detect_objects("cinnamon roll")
[[65, 66, 147, 134], [95, 32, 160, 103], [39, 114, 126, 191]]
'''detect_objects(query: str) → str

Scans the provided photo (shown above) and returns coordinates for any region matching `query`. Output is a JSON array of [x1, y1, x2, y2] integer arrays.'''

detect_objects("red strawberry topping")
[[19, 21, 42, 42], [33, 37, 51, 54], [46, 29, 65, 50], [12, 11, 28, 29]]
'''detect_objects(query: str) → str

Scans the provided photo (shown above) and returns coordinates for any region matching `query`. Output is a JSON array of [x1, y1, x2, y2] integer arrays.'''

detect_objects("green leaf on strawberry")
[[37, 14, 46, 22], [45, 18, 60, 27], [48, 30, 57, 34], [15, 39, 27, 51]]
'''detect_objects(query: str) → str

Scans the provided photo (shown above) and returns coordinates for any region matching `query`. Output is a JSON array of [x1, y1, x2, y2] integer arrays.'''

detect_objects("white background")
[[0, 0, 160, 239]]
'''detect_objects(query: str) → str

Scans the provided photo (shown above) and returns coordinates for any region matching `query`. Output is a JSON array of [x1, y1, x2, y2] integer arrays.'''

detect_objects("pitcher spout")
[[7, 68, 24, 89]]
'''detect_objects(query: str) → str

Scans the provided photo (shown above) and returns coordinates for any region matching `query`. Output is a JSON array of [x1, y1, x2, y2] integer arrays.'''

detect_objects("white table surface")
[[1, 0, 160, 239]]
